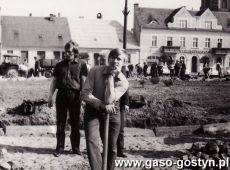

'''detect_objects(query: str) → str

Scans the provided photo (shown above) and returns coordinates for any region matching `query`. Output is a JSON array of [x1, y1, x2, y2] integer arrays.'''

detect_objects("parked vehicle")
[[0, 54, 20, 77], [39, 59, 60, 78]]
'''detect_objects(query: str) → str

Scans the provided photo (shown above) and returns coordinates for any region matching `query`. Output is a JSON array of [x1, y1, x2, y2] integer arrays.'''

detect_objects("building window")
[[193, 37, 198, 48], [21, 51, 28, 65], [218, 39, 223, 48], [180, 37, 186, 48], [53, 51, 61, 60], [147, 56, 158, 60], [37, 51, 45, 59], [205, 38, 211, 48], [7, 50, 13, 54], [205, 21, 212, 29], [221, 0, 227, 8], [229, 57, 230, 67], [179, 20, 187, 28], [151, 36, 157, 47], [127, 54, 131, 63], [167, 37, 173, 46]]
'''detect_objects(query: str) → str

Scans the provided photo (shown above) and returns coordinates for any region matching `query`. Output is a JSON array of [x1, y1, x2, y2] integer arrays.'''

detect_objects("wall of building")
[[139, 28, 230, 73]]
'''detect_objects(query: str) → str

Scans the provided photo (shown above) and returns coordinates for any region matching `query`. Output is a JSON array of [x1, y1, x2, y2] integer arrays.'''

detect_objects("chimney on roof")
[[29, 13, 32, 17], [58, 12, 61, 17], [97, 13, 102, 19], [49, 13, 56, 21], [134, 3, 139, 10]]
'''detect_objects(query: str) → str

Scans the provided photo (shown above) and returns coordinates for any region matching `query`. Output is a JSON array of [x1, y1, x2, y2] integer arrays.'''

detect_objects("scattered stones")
[[182, 141, 230, 169]]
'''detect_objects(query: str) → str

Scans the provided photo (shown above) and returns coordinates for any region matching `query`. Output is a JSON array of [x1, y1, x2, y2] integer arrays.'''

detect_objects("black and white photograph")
[[0, 0, 230, 169]]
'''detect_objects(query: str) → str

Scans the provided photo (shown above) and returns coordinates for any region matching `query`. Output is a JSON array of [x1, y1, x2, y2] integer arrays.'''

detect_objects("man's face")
[[108, 54, 123, 71], [65, 47, 74, 61]]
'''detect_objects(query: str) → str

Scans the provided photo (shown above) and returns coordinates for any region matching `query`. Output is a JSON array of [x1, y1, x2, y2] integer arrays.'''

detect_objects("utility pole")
[[122, 0, 130, 49]]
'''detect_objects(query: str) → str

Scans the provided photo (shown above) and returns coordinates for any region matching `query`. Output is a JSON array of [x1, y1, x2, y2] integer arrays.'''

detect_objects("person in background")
[[168, 61, 174, 77], [128, 64, 134, 77], [81, 48, 129, 170], [180, 61, 186, 80], [174, 60, 180, 77], [117, 65, 130, 158], [216, 61, 222, 78], [48, 40, 88, 157], [151, 62, 158, 77], [34, 57, 41, 77], [143, 62, 148, 77], [203, 62, 210, 80], [19, 59, 29, 78]]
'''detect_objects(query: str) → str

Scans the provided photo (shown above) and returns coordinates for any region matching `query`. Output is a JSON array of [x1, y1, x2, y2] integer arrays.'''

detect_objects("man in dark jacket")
[[48, 40, 88, 157]]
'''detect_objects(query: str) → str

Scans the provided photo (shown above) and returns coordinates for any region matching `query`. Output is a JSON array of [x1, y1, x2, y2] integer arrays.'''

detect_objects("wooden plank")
[[5, 125, 56, 137], [153, 125, 201, 137]]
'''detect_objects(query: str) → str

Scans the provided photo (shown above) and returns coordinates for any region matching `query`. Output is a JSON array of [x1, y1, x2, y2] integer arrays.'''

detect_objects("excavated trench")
[[0, 97, 227, 129]]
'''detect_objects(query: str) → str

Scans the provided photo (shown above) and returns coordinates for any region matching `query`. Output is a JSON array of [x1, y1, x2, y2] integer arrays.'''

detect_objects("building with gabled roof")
[[69, 18, 140, 67], [133, 2, 230, 75], [1, 14, 71, 68]]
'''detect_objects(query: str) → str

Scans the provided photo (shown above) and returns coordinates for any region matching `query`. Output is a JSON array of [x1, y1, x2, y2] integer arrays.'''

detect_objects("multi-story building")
[[0, 14, 71, 68], [133, 1, 230, 74]]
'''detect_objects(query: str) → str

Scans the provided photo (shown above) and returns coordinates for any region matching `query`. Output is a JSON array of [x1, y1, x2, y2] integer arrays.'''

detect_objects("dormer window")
[[58, 34, 63, 39], [205, 21, 212, 29], [149, 19, 158, 24], [38, 34, 43, 39], [13, 30, 19, 39], [179, 20, 187, 28]]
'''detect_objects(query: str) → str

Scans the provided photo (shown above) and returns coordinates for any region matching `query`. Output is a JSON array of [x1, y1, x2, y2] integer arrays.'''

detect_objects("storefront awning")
[[161, 46, 180, 54], [212, 48, 230, 55]]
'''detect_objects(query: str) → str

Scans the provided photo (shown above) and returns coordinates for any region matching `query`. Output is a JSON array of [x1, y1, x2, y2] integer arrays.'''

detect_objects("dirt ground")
[[0, 76, 230, 170]]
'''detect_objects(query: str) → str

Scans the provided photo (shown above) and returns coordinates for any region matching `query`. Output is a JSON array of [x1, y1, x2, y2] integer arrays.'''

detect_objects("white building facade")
[[133, 3, 230, 75]]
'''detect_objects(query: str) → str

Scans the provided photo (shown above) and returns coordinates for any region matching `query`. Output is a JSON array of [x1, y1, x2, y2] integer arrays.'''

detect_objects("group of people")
[[203, 61, 223, 80], [48, 40, 129, 170], [18, 57, 41, 78], [172, 60, 187, 79], [138, 60, 187, 79]]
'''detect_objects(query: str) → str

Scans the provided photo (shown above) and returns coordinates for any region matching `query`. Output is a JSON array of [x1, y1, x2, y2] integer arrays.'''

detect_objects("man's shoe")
[[117, 153, 127, 158], [72, 149, 82, 156], [53, 150, 63, 157]]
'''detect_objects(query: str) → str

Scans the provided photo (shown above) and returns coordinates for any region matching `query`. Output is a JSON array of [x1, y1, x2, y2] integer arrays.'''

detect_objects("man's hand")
[[48, 96, 54, 108], [100, 103, 116, 115], [124, 105, 129, 112]]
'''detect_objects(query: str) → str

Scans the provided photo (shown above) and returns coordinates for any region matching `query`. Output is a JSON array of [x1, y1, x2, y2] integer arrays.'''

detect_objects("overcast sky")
[[0, 0, 201, 30]]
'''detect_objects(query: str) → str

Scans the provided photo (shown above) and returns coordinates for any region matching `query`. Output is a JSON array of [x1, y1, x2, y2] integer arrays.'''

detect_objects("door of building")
[[191, 56, 197, 73], [21, 51, 28, 65]]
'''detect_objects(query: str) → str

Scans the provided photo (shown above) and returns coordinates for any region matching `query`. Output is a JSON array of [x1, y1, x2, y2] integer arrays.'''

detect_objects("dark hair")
[[64, 40, 79, 54], [108, 48, 125, 59]]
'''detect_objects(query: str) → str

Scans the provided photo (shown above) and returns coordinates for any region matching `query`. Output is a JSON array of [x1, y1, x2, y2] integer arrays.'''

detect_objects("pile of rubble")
[[0, 99, 56, 126], [182, 141, 230, 170], [127, 97, 210, 128]]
